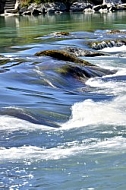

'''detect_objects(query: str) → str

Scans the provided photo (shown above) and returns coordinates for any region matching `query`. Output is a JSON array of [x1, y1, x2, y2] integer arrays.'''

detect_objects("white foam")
[[0, 115, 53, 132], [0, 144, 82, 161], [61, 95, 126, 129], [61, 66, 126, 130], [85, 67, 126, 96], [100, 45, 126, 53], [0, 136, 126, 162]]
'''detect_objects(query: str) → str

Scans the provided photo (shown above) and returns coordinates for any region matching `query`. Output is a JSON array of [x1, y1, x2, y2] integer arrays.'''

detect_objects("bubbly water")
[[0, 12, 126, 190]]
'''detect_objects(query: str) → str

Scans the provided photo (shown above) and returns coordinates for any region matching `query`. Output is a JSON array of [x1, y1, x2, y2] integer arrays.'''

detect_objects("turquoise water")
[[0, 12, 126, 190]]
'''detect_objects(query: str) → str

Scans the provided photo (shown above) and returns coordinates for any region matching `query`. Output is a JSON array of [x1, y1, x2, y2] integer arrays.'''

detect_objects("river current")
[[0, 11, 126, 190]]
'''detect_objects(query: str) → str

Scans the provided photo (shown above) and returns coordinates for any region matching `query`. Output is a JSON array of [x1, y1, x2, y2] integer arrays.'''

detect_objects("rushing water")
[[0, 11, 126, 190]]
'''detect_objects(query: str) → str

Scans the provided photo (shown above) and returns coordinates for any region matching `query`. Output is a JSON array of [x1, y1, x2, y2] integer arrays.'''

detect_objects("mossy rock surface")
[[0, 59, 10, 65], [54, 32, 70, 36], [35, 49, 94, 66], [57, 64, 116, 81], [57, 65, 91, 79], [35, 49, 116, 81]]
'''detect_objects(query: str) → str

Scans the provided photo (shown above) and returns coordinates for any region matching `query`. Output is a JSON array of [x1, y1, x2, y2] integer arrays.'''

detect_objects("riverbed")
[[0, 11, 126, 190]]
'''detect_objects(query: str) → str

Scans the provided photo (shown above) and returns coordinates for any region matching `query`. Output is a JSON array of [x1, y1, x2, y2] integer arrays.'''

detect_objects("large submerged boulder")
[[57, 64, 115, 80], [35, 49, 116, 81], [35, 49, 94, 66]]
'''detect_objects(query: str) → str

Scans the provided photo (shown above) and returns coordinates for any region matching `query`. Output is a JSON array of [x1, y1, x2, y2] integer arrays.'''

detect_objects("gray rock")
[[65, 47, 108, 57], [88, 39, 126, 50]]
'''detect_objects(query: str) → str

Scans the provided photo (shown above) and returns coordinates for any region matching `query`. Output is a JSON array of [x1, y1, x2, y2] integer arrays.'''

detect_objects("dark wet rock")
[[0, 58, 10, 65], [20, 2, 66, 15], [88, 39, 126, 50], [32, 9, 42, 15], [70, 2, 87, 12], [22, 10, 32, 15], [45, 2, 67, 13], [19, 2, 90, 14], [65, 47, 108, 57], [19, 6, 28, 15], [93, 3, 126, 12], [57, 65, 92, 81], [35, 49, 94, 66], [2, 1, 126, 15], [54, 31, 70, 37], [21, 3, 43, 15], [35, 49, 116, 82], [92, 3, 118, 12], [57, 64, 116, 82], [83, 4, 93, 12], [93, 4, 108, 12], [107, 30, 126, 34], [91, 0, 103, 5]]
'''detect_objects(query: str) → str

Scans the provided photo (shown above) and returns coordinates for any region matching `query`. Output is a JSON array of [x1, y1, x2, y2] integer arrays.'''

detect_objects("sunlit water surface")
[[0, 12, 126, 190]]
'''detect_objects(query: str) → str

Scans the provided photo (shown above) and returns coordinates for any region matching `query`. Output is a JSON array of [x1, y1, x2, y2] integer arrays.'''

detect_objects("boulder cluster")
[[1, 0, 126, 15], [88, 39, 126, 50], [19, 1, 126, 16]]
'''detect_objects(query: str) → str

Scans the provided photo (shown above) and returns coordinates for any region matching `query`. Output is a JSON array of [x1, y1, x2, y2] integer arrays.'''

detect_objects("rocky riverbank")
[[19, 2, 126, 16], [1, 1, 126, 16]]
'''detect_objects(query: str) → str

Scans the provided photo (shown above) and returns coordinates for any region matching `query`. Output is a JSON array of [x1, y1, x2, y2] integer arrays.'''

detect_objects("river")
[[0, 11, 126, 190]]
